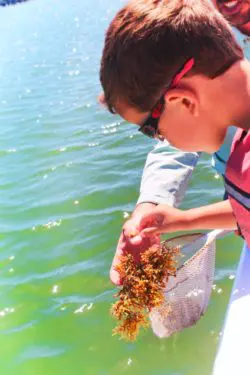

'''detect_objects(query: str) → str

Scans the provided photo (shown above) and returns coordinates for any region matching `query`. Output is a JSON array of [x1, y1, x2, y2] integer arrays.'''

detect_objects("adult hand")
[[110, 203, 160, 285]]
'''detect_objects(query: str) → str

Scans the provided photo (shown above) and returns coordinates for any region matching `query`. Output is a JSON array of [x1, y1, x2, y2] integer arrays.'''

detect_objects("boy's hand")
[[137, 204, 187, 236], [137, 201, 237, 237], [110, 203, 160, 285]]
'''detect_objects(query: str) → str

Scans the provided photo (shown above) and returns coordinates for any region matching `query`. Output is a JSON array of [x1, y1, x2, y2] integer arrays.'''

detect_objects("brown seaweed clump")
[[110, 243, 179, 341]]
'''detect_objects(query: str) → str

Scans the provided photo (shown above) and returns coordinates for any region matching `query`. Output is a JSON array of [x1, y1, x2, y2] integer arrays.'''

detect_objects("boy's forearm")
[[185, 200, 237, 230]]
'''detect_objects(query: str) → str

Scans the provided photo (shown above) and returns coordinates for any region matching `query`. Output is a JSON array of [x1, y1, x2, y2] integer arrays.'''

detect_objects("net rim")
[[163, 232, 214, 271]]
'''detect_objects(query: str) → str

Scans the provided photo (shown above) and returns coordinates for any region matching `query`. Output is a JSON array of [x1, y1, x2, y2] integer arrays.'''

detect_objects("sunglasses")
[[138, 58, 195, 140]]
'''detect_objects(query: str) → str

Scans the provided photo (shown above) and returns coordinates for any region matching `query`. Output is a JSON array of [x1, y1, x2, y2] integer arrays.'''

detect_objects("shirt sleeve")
[[137, 140, 200, 207]]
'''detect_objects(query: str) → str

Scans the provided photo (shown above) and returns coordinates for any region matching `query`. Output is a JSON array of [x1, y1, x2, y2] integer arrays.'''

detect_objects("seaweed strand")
[[111, 243, 179, 341]]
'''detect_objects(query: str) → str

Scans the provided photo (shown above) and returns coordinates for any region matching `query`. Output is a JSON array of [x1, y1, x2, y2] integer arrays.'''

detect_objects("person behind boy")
[[212, 0, 250, 36], [100, 0, 250, 250]]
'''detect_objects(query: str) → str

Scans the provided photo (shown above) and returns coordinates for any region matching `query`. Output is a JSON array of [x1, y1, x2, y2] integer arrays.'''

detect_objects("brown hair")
[[100, 0, 243, 113]]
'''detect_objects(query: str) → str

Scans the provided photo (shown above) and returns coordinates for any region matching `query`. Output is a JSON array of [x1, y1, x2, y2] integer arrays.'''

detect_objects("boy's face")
[[117, 93, 227, 154], [212, 0, 250, 27]]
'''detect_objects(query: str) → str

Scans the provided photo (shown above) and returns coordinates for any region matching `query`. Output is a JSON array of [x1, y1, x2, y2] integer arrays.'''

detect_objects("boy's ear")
[[164, 88, 199, 117]]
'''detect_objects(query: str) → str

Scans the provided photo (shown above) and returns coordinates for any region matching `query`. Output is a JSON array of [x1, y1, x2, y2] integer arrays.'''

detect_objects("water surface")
[[0, 1, 243, 374]]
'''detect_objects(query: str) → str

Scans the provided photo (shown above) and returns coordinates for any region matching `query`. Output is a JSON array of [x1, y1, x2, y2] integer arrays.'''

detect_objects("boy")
[[100, 0, 250, 246]]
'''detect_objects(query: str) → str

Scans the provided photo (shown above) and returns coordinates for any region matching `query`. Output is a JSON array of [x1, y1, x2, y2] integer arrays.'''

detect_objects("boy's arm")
[[111, 142, 200, 285], [186, 200, 237, 230], [138, 200, 237, 236]]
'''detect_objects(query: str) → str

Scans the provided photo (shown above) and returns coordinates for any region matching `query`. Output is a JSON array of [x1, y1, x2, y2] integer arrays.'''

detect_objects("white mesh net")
[[150, 231, 224, 338]]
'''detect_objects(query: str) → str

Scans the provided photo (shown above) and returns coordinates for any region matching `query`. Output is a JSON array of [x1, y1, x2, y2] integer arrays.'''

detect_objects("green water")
[[0, 1, 244, 374]]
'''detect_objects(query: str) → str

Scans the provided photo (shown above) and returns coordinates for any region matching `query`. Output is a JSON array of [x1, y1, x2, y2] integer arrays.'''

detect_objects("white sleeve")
[[137, 141, 200, 207]]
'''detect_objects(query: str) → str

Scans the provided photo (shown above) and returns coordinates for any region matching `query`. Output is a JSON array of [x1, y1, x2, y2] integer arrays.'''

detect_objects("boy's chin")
[[205, 131, 228, 154], [201, 140, 225, 154], [205, 145, 221, 154], [200, 148, 216, 154]]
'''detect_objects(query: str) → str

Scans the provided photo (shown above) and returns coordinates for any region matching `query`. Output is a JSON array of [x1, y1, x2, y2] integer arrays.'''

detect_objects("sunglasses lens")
[[157, 133, 164, 141], [139, 123, 157, 138]]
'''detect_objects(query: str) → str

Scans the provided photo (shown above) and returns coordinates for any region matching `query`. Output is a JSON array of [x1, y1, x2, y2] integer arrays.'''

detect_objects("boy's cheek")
[[159, 114, 198, 151], [160, 124, 221, 153]]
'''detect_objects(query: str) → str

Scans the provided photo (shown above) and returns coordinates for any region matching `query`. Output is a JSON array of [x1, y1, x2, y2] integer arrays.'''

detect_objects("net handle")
[[165, 229, 232, 249], [178, 229, 232, 256], [204, 229, 232, 245]]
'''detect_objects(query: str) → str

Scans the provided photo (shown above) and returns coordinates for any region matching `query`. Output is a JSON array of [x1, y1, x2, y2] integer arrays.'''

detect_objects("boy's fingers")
[[139, 211, 166, 232], [141, 227, 161, 236], [110, 267, 122, 285], [110, 248, 123, 285], [110, 232, 127, 285], [123, 226, 143, 246], [123, 225, 139, 239], [128, 234, 143, 245]]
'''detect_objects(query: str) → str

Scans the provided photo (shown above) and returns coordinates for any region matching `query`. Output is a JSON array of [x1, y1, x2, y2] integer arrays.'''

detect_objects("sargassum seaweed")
[[110, 242, 179, 341]]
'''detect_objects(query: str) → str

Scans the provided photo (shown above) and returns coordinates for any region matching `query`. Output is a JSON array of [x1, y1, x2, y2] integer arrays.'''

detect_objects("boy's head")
[[212, 0, 250, 28], [100, 0, 243, 152]]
